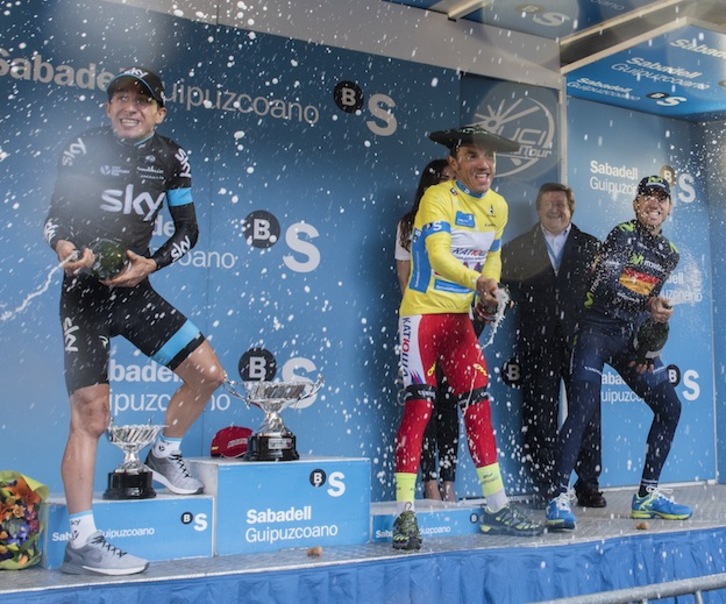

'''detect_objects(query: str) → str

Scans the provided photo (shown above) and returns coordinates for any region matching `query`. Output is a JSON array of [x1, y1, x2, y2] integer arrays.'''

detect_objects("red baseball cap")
[[210, 426, 253, 458]]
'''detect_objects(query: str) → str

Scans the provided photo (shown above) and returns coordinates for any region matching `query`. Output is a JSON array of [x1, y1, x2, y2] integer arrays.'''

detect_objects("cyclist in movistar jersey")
[[546, 175, 692, 531]]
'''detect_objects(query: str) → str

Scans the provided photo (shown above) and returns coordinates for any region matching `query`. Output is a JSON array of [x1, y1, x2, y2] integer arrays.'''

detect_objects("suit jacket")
[[501, 223, 600, 346]]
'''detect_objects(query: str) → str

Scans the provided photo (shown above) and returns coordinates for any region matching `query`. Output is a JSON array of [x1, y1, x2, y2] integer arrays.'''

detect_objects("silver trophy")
[[224, 376, 323, 461], [103, 420, 166, 499]]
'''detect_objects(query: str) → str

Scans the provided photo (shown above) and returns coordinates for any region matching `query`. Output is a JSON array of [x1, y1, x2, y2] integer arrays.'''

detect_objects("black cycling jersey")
[[43, 126, 198, 270], [587, 219, 679, 322], [44, 125, 206, 393]]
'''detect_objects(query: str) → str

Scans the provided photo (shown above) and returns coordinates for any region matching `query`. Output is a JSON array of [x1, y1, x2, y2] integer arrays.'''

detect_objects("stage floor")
[[4, 483, 726, 603]]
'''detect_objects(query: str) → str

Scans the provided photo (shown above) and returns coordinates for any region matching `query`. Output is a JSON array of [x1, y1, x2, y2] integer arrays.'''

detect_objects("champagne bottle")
[[632, 318, 669, 365], [89, 238, 127, 280], [473, 285, 510, 322]]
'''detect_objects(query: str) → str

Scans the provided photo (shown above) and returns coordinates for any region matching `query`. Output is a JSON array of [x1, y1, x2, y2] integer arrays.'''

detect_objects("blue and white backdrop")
[[0, 0, 717, 501]]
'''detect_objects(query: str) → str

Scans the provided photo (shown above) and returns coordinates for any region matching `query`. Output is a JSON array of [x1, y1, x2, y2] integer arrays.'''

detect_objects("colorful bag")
[[0, 471, 48, 570]]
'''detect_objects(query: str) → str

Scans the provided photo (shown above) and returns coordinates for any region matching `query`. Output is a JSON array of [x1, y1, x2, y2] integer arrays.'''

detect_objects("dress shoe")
[[576, 488, 607, 508]]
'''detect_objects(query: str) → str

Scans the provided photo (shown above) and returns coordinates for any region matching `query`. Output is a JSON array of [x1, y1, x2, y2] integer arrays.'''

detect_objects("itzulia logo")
[[470, 92, 556, 178]]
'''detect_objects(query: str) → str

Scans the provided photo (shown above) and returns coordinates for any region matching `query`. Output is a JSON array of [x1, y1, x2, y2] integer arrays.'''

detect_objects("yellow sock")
[[476, 463, 507, 511], [395, 472, 417, 513]]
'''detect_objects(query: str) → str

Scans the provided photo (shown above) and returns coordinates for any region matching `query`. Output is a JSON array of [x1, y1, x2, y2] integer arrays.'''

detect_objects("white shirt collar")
[[540, 223, 571, 272]]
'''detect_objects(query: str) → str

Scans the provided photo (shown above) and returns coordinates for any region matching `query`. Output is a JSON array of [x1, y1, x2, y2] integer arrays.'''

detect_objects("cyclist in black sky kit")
[[44, 66, 224, 576]]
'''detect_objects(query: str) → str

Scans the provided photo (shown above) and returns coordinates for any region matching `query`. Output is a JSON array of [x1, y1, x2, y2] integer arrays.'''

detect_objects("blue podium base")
[[6, 485, 726, 603], [41, 493, 214, 569], [190, 455, 371, 555], [370, 497, 487, 542], [41, 455, 371, 567]]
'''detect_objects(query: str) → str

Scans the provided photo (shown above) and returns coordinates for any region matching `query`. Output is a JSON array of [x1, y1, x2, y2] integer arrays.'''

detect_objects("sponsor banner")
[[192, 457, 370, 555], [42, 495, 214, 568], [0, 0, 718, 509], [701, 122, 726, 481], [460, 76, 559, 183], [388, 0, 653, 39], [0, 0, 458, 501], [566, 24, 726, 120]]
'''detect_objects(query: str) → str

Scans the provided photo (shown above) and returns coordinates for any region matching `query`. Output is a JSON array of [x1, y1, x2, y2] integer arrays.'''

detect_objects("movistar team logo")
[[630, 253, 644, 266], [469, 87, 556, 178]]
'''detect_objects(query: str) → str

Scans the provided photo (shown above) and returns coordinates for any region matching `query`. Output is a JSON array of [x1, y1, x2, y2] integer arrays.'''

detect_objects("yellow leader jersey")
[[400, 180, 508, 316]]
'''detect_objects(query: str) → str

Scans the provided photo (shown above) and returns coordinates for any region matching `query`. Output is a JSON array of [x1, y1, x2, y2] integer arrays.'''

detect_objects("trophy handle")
[[223, 376, 252, 408], [299, 375, 324, 401]]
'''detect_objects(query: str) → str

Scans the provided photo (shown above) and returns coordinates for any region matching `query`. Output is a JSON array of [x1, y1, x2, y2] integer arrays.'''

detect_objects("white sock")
[[484, 490, 508, 513], [153, 435, 182, 458], [69, 510, 97, 548]]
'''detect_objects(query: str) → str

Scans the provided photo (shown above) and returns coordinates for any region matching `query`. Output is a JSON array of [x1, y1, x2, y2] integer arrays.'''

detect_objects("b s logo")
[[309, 469, 346, 497], [333, 80, 397, 136]]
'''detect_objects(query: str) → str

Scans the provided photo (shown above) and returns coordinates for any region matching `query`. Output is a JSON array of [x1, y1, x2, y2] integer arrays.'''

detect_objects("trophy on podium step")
[[103, 420, 166, 499], [224, 376, 323, 461]]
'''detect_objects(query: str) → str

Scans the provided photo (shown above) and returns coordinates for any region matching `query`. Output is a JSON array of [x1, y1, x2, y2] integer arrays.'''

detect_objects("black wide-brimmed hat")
[[429, 126, 519, 153]]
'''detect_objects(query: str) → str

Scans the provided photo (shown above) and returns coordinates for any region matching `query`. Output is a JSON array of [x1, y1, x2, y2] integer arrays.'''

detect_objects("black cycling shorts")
[[59, 274, 204, 394]]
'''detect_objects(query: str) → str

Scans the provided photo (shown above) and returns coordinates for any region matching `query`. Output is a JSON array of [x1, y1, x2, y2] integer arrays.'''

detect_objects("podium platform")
[[41, 493, 214, 569], [14, 486, 726, 604], [41, 455, 371, 568], [190, 456, 371, 555], [370, 497, 487, 542]]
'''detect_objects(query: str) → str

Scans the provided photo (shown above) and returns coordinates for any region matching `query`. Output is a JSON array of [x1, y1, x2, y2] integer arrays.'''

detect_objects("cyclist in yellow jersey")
[[401, 176, 508, 316], [392, 126, 543, 550]]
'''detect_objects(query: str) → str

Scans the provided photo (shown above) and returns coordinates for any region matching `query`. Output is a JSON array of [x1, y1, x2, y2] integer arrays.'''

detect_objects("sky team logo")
[[469, 90, 556, 178]]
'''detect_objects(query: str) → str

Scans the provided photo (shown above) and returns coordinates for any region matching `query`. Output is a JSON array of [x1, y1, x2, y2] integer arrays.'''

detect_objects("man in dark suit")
[[501, 182, 604, 508]]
